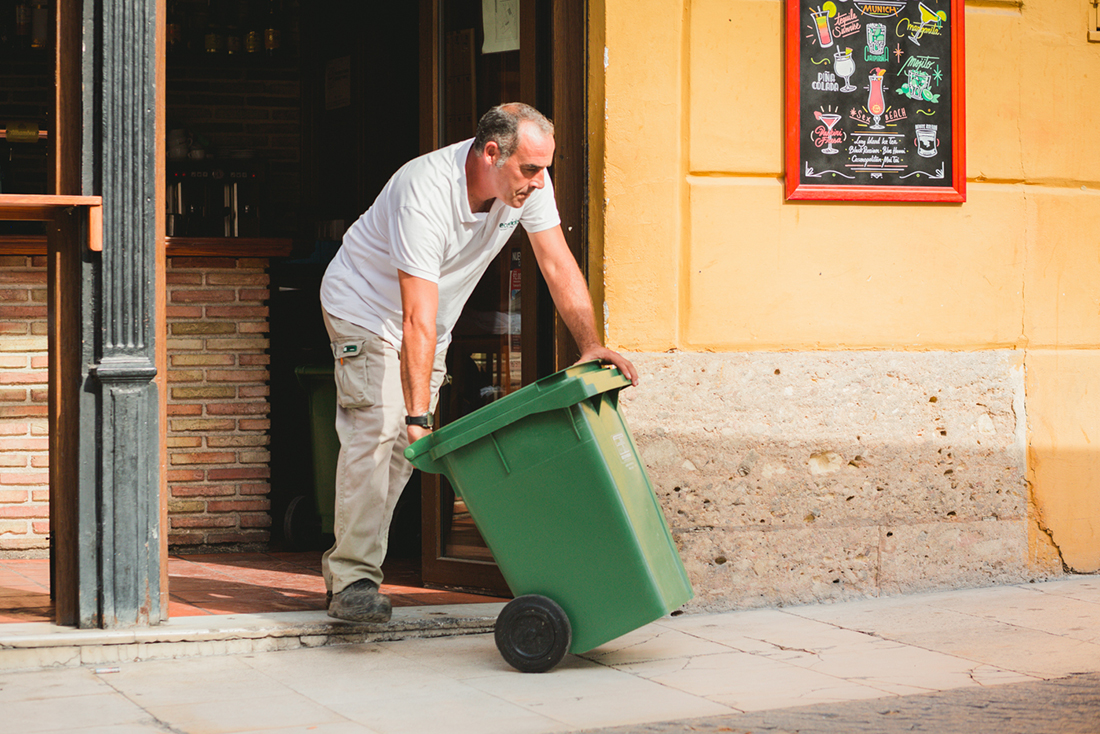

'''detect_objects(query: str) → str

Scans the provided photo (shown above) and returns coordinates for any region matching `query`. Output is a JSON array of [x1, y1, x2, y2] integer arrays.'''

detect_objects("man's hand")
[[407, 424, 432, 446], [576, 346, 639, 386]]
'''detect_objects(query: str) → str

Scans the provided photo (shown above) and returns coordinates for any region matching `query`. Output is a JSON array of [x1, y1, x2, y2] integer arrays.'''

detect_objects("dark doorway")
[[270, 0, 589, 595]]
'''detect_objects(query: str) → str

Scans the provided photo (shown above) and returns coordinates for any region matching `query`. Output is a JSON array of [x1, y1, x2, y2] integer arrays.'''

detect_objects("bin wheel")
[[495, 595, 572, 673], [282, 494, 321, 550]]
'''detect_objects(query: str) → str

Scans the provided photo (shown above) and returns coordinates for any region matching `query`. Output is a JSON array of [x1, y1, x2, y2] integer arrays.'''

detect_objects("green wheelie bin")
[[291, 365, 338, 541], [405, 361, 693, 673]]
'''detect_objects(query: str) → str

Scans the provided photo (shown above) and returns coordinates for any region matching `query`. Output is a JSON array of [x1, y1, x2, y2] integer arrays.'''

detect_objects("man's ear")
[[484, 140, 501, 165]]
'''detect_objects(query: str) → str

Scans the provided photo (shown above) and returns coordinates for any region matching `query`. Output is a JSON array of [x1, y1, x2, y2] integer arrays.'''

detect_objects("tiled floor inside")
[[0, 552, 507, 624]]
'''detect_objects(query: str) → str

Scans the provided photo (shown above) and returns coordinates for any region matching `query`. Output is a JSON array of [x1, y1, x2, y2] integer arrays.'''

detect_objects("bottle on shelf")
[[190, 0, 209, 54], [204, 0, 225, 54], [0, 4, 9, 50], [243, 0, 262, 56], [13, 0, 31, 50], [262, 0, 281, 57], [29, 0, 46, 50], [166, 0, 183, 55], [4, 120, 41, 144], [225, 0, 243, 55]]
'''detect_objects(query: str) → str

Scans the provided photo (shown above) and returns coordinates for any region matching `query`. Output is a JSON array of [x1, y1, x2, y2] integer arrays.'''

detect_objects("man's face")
[[487, 123, 554, 208]]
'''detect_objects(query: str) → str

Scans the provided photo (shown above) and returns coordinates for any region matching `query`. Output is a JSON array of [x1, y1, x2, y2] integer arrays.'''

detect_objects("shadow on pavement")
[[581, 671, 1100, 734]]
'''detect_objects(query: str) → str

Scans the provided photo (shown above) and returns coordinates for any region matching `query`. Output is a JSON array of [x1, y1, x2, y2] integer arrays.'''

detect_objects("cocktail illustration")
[[866, 23, 887, 56], [811, 7, 834, 48], [814, 110, 843, 154], [867, 68, 886, 130], [905, 69, 932, 100], [909, 2, 945, 46], [834, 48, 856, 92], [915, 124, 939, 157]]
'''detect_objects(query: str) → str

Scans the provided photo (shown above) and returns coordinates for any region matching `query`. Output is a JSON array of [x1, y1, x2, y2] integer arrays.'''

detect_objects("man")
[[319, 103, 637, 623]]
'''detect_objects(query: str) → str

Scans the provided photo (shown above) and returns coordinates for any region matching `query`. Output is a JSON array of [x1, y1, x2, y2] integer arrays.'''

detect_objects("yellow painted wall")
[[1027, 350, 1100, 571], [593, 0, 1100, 571]]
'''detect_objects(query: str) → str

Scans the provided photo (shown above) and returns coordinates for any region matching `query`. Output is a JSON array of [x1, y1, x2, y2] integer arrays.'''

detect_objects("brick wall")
[[166, 257, 272, 549], [0, 257, 275, 554], [0, 256, 49, 552]]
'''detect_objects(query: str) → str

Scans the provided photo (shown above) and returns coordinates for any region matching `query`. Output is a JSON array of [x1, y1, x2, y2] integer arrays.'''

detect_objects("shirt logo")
[[499, 219, 520, 230]]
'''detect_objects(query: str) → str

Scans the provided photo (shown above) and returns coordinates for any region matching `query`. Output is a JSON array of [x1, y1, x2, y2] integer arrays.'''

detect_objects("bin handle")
[[407, 365, 630, 471], [428, 366, 628, 460]]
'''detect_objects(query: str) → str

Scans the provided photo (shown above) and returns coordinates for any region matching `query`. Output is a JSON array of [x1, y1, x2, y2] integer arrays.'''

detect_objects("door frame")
[[417, 0, 590, 592]]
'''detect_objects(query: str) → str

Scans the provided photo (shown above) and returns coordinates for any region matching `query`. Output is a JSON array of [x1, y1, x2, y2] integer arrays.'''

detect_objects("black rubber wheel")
[[494, 594, 572, 673], [282, 494, 322, 551]]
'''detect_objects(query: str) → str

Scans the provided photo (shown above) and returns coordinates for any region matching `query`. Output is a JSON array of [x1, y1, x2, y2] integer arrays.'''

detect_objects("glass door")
[[419, 0, 538, 593]]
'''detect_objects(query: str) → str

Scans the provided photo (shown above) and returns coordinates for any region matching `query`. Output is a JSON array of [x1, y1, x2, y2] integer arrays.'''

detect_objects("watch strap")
[[405, 413, 433, 428]]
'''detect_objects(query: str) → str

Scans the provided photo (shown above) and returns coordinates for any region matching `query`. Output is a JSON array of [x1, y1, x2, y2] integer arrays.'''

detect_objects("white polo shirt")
[[320, 138, 560, 353]]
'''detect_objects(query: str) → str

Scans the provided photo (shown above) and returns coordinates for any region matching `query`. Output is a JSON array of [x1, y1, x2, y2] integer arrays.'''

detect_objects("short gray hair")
[[473, 103, 554, 166]]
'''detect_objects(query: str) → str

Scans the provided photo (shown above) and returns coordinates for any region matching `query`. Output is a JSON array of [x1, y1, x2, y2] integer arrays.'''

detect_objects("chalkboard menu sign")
[[785, 0, 965, 201]]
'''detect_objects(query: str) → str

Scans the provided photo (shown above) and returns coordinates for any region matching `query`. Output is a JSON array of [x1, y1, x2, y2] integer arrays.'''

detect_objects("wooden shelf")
[[166, 237, 294, 257], [0, 235, 46, 255], [0, 194, 102, 220], [0, 195, 103, 252], [0, 234, 293, 258]]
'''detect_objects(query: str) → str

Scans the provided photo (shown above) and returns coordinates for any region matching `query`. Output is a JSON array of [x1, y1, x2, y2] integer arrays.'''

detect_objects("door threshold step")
[[0, 602, 505, 672]]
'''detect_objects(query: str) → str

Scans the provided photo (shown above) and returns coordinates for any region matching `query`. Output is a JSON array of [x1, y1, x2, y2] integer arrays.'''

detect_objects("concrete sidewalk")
[[2, 575, 1098, 734]]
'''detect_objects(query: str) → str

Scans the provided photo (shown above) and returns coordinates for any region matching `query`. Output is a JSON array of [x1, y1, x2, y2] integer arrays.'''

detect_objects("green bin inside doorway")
[[294, 365, 338, 536], [405, 361, 693, 670]]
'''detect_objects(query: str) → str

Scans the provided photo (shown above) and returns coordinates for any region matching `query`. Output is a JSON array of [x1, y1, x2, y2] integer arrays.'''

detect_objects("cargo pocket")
[[331, 338, 375, 409]]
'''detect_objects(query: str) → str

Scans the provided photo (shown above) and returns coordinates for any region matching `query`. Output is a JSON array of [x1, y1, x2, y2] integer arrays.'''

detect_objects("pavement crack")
[[748, 637, 820, 657], [96, 672, 195, 734], [142, 715, 191, 734]]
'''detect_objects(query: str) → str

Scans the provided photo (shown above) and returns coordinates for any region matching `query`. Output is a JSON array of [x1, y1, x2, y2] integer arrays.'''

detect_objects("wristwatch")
[[405, 413, 433, 429]]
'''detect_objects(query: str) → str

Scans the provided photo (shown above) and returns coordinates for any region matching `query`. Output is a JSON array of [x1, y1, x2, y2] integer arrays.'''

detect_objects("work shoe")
[[328, 579, 392, 623]]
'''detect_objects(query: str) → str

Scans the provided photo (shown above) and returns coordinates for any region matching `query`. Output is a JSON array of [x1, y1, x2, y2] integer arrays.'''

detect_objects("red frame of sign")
[[784, 0, 966, 202]]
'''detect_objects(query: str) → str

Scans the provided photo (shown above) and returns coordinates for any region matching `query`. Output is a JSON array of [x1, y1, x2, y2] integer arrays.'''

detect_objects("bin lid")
[[294, 364, 335, 388], [405, 360, 630, 474]]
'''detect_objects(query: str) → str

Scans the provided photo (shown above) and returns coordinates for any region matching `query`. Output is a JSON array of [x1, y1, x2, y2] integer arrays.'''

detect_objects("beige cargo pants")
[[321, 309, 447, 594]]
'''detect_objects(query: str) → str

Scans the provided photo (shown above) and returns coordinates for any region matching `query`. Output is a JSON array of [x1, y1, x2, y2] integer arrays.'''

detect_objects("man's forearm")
[[398, 271, 440, 422], [529, 225, 639, 385], [400, 321, 436, 417], [529, 226, 600, 351], [548, 266, 602, 354]]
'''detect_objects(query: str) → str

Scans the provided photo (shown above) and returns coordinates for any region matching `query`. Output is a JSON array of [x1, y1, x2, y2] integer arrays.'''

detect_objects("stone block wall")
[[0, 256, 48, 552], [619, 351, 1060, 612], [0, 256, 275, 554]]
